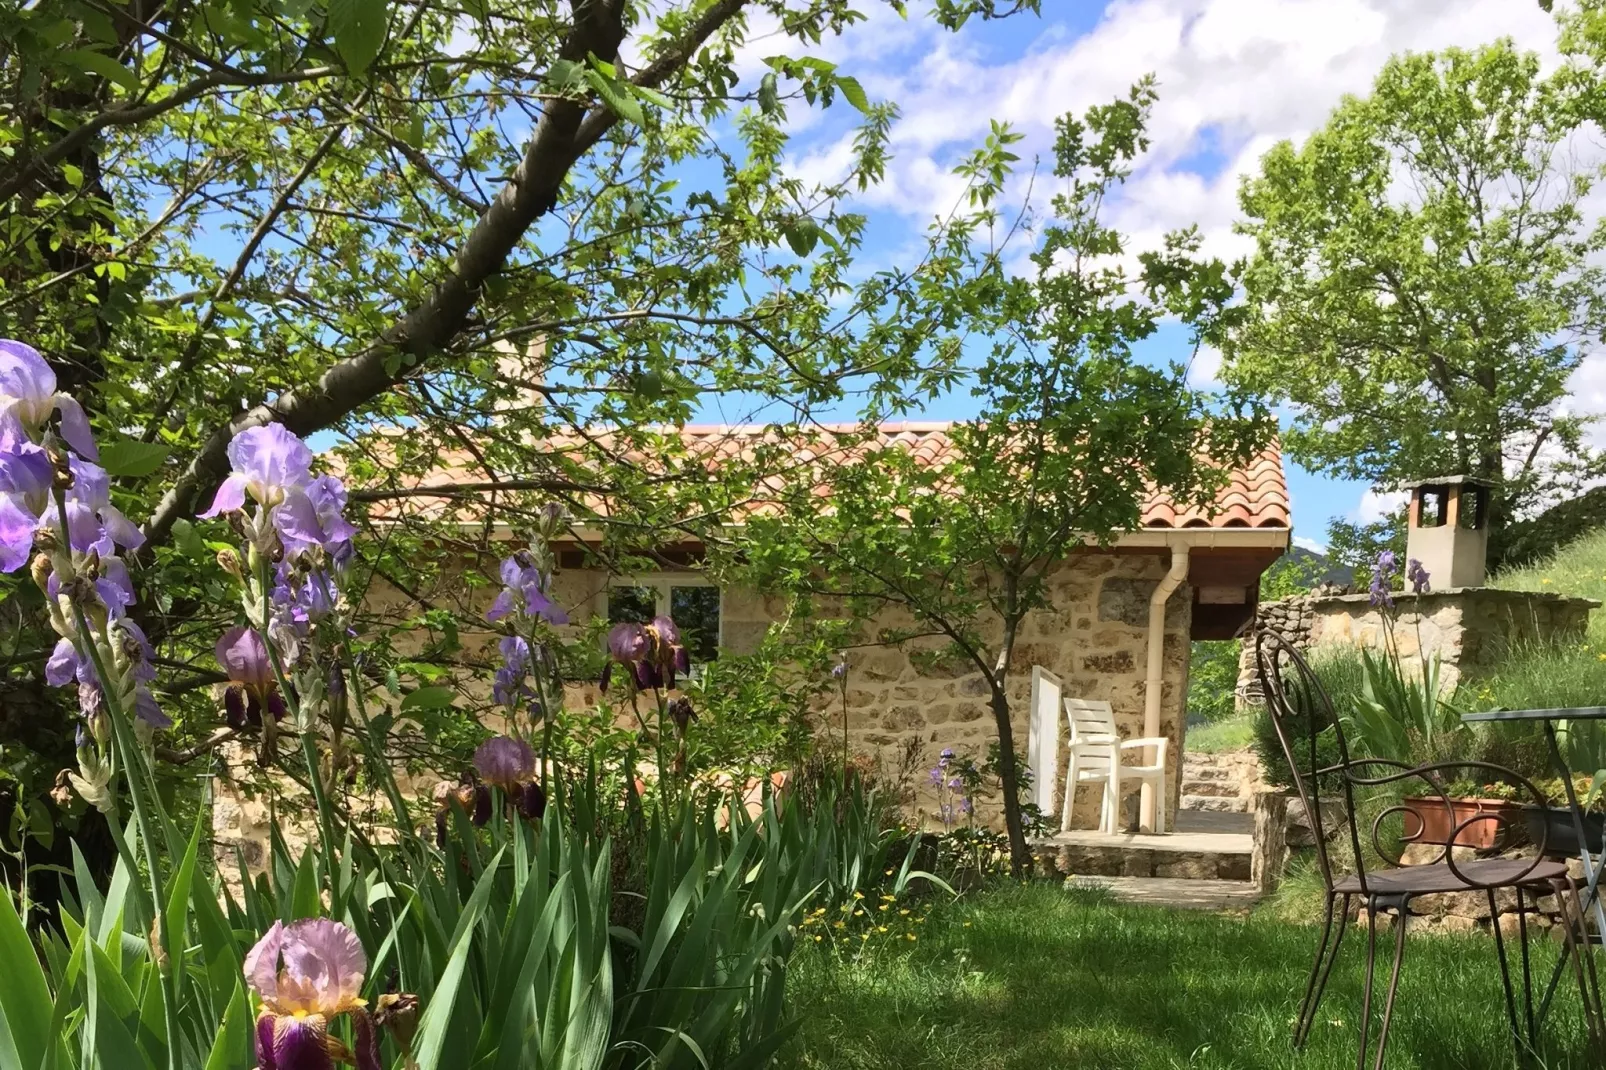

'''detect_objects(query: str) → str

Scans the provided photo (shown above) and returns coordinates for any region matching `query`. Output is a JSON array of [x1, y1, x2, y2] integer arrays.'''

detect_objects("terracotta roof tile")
[[356, 422, 1289, 531]]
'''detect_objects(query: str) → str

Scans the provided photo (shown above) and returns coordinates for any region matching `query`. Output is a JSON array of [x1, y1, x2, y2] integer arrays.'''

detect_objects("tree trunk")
[[989, 685, 1033, 878]]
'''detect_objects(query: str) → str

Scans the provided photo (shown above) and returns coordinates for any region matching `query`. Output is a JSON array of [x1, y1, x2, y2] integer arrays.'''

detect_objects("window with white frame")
[[606, 577, 721, 664]]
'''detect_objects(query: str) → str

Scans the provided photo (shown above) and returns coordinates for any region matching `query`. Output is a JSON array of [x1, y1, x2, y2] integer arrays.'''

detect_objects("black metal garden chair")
[[1253, 629, 1602, 1069]]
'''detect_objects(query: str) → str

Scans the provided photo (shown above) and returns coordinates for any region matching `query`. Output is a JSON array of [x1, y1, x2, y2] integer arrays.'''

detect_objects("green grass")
[[1496, 526, 1606, 628], [783, 883, 1595, 1070], [1187, 712, 1255, 754]]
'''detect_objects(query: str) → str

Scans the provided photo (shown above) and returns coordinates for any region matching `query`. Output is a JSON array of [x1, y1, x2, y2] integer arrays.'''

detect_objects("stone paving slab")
[[1066, 875, 1261, 911], [1033, 828, 1252, 856]]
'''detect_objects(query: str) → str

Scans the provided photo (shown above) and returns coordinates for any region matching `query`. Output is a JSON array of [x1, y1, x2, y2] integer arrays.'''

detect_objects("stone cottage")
[[346, 422, 1293, 835]]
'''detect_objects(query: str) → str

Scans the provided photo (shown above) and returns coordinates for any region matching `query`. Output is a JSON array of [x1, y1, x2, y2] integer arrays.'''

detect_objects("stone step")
[[1180, 779, 1239, 798], [1065, 875, 1260, 911], [1181, 794, 1250, 814], [1032, 828, 1252, 883], [1181, 764, 1231, 781]]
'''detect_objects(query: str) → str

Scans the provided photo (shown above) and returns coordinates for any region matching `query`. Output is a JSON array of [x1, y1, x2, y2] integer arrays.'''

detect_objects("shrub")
[[1186, 639, 1240, 725], [1251, 648, 1359, 790]]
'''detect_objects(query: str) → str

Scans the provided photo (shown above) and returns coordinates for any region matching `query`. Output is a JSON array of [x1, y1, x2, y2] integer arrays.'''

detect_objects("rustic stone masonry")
[[831, 553, 1192, 830], [211, 550, 1195, 880], [1238, 586, 1598, 700]]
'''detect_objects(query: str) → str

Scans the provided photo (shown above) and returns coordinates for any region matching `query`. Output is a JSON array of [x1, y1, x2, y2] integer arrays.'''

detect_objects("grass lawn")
[[782, 883, 1597, 1070], [1186, 713, 1255, 754]]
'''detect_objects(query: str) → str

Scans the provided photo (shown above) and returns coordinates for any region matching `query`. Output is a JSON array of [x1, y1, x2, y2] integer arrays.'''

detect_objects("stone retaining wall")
[[1238, 587, 1598, 700]]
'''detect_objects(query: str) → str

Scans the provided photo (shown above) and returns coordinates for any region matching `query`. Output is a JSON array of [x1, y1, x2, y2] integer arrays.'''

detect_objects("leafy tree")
[[0, 0, 1042, 868], [1325, 513, 1407, 588], [1223, 40, 1606, 533], [739, 82, 1270, 875]]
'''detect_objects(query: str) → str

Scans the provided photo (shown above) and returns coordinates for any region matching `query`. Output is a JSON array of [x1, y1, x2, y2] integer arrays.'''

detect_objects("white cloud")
[[1186, 343, 1223, 388], [810, 0, 1561, 242], [1292, 534, 1330, 554], [1353, 488, 1408, 524]]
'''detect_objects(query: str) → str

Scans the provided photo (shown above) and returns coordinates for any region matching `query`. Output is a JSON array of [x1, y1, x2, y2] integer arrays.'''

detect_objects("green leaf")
[[60, 48, 141, 92], [782, 221, 819, 258], [0, 886, 58, 1070], [98, 437, 169, 478], [400, 685, 456, 712], [60, 162, 83, 189], [836, 75, 870, 114], [171, 518, 207, 559], [412, 849, 505, 1070], [583, 66, 644, 126], [327, 0, 389, 75], [289, 847, 321, 921], [204, 982, 254, 1070]]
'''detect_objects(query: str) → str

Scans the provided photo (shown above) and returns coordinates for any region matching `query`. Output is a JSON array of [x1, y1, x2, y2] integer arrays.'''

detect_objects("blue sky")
[[705, 0, 1576, 551]]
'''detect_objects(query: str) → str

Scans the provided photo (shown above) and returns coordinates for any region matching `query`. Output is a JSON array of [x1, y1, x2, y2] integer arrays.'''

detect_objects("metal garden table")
[[1462, 707, 1606, 1039]]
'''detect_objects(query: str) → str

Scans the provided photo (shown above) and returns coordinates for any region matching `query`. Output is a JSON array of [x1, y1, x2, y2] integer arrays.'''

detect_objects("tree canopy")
[[1223, 39, 1606, 528], [0, 0, 1041, 820], [739, 82, 1270, 874]]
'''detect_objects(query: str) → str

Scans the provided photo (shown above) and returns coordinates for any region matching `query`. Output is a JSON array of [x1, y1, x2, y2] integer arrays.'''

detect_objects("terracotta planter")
[[1401, 796, 1520, 850], [1521, 805, 1606, 858]]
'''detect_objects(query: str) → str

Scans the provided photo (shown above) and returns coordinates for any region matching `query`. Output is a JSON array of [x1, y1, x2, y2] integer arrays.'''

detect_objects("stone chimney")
[[1404, 476, 1491, 589], [492, 336, 546, 413]]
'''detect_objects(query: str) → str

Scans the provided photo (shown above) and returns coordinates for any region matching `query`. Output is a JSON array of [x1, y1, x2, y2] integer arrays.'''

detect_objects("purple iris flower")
[[245, 918, 380, 1070], [47, 637, 89, 687], [1368, 550, 1398, 609], [486, 553, 568, 625], [492, 635, 534, 709], [44, 629, 168, 727], [200, 424, 314, 517], [831, 659, 848, 680], [0, 494, 37, 573], [473, 734, 536, 792], [0, 340, 98, 459], [928, 766, 944, 787], [1407, 557, 1431, 595], [272, 563, 338, 630], [598, 622, 649, 694], [0, 414, 51, 504], [0, 414, 49, 571], [939, 748, 954, 768], [61, 455, 144, 555], [635, 616, 690, 690], [278, 474, 357, 562], [218, 626, 285, 729]]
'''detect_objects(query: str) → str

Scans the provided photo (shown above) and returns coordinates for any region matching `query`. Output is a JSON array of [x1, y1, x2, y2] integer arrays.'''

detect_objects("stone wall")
[[1238, 587, 1598, 697], [209, 550, 1194, 877], [1307, 588, 1597, 690], [1235, 592, 1320, 708], [836, 553, 1192, 830]]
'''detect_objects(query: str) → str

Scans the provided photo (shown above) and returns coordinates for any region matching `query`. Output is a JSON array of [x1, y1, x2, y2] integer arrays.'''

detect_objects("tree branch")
[[140, 0, 749, 548]]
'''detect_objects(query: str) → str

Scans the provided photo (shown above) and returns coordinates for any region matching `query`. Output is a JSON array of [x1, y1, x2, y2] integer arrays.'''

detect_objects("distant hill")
[[1261, 543, 1353, 598]]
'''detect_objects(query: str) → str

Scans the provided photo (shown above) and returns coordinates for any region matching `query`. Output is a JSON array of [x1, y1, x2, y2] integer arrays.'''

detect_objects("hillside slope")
[[1470, 527, 1606, 709]]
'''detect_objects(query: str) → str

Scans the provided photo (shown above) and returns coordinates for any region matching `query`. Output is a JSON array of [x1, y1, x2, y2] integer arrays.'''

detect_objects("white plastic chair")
[[1061, 698, 1170, 834]]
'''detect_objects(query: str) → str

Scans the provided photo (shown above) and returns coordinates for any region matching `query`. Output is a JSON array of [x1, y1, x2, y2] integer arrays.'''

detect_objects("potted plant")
[[1522, 773, 1606, 858], [1402, 780, 1523, 851]]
